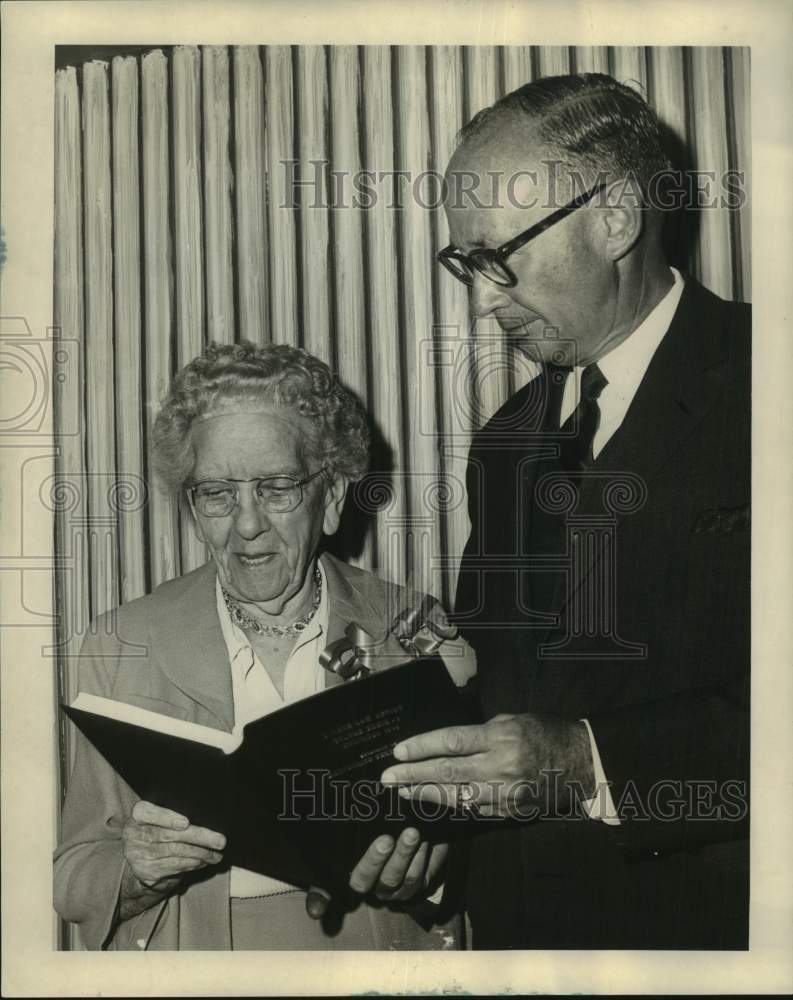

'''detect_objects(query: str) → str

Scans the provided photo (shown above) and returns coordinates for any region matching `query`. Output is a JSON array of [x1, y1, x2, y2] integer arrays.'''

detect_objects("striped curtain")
[[53, 46, 750, 943]]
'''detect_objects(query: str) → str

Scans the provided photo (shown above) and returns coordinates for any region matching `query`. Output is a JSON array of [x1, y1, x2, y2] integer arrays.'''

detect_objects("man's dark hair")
[[460, 73, 672, 201]]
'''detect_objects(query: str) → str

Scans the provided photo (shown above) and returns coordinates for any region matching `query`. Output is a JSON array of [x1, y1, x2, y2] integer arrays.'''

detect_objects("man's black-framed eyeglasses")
[[186, 467, 327, 517], [437, 181, 608, 288]]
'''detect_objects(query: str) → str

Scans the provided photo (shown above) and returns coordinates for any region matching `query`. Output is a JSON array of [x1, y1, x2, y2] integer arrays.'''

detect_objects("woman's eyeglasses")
[[186, 467, 327, 517]]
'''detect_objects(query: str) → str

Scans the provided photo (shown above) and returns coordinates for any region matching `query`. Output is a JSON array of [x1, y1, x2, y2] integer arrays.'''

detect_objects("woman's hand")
[[305, 829, 448, 919], [119, 800, 226, 920], [348, 829, 447, 903]]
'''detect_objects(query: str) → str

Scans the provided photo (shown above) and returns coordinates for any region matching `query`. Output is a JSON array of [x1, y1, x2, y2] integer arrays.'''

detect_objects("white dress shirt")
[[566, 267, 685, 824], [217, 561, 476, 897], [560, 267, 685, 456], [217, 561, 330, 898]]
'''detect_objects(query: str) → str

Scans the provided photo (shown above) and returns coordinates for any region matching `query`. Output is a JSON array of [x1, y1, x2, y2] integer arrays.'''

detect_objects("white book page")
[[70, 692, 240, 754]]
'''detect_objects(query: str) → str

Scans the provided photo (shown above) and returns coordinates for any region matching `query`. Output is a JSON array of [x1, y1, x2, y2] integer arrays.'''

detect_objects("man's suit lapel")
[[540, 279, 734, 638], [585, 279, 732, 492]]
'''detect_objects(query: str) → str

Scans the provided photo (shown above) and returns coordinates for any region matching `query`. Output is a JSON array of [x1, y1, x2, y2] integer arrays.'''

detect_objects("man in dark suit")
[[380, 73, 750, 949]]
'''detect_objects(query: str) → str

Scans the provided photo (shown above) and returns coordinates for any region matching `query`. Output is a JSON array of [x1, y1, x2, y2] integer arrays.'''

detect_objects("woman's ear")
[[600, 177, 644, 260], [322, 474, 349, 536]]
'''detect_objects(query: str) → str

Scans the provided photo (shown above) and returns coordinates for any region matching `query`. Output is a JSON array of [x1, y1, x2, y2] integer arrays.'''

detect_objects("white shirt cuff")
[[579, 718, 621, 826]]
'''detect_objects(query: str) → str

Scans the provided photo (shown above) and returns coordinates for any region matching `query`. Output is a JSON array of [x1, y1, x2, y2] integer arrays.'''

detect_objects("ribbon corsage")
[[319, 623, 382, 681], [320, 595, 458, 681]]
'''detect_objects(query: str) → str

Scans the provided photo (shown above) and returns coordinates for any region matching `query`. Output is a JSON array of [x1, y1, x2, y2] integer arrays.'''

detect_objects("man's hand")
[[305, 829, 447, 919], [380, 713, 595, 818], [121, 800, 226, 895]]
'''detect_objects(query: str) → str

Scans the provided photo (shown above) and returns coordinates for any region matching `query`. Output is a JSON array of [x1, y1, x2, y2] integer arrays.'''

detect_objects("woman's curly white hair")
[[152, 342, 370, 494]]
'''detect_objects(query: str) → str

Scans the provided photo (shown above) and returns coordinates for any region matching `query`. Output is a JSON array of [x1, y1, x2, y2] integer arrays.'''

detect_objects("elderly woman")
[[54, 342, 474, 951]]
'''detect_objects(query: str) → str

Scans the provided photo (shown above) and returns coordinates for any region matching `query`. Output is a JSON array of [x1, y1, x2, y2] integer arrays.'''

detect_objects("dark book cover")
[[63, 655, 477, 892]]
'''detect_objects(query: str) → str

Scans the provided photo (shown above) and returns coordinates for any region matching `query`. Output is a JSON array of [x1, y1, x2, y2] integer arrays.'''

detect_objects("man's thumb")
[[305, 886, 331, 919]]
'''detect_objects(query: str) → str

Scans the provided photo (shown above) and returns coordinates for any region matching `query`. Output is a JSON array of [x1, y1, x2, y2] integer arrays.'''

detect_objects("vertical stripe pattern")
[[54, 51, 750, 914], [54, 42, 752, 618]]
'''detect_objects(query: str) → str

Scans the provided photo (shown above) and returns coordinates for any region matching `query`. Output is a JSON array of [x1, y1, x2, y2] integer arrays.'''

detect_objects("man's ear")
[[322, 473, 349, 537], [600, 178, 644, 260]]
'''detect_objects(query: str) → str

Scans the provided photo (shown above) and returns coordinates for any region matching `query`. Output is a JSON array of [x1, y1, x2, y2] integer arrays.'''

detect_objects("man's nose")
[[233, 489, 271, 538], [470, 272, 513, 318]]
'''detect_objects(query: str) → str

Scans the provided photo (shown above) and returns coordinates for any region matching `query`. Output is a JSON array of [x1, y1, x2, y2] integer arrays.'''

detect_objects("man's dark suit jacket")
[[455, 278, 750, 949]]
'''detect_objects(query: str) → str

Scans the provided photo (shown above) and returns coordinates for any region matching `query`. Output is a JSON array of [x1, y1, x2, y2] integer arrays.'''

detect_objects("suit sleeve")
[[587, 673, 749, 852], [457, 386, 750, 854]]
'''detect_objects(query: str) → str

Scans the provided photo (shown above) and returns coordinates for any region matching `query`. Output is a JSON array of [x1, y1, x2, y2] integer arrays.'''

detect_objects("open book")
[[64, 655, 476, 893]]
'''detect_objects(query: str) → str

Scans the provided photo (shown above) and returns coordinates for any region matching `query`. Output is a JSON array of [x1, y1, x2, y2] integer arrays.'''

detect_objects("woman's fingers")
[[125, 835, 223, 866], [305, 886, 331, 920], [374, 828, 424, 899], [132, 854, 207, 889], [347, 828, 429, 902], [131, 800, 189, 829], [151, 839, 224, 864], [127, 801, 226, 850], [378, 838, 429, 901], [123, 805, 226, 886], [348, 835, 396, 894], [151, 823, 226, 851], [424, 842, 449, 888]]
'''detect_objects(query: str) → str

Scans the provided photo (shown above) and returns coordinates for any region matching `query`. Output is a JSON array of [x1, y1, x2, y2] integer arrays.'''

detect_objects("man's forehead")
[[444, 125, 567, 220]]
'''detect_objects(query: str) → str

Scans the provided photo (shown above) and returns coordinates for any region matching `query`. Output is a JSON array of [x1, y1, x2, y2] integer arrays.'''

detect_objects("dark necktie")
[[559, 363, 608, 474]]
